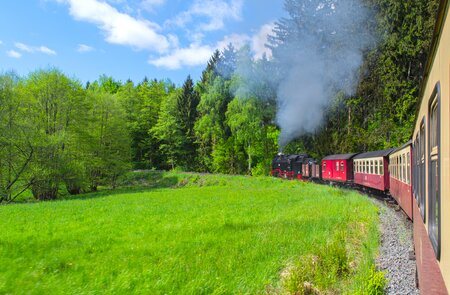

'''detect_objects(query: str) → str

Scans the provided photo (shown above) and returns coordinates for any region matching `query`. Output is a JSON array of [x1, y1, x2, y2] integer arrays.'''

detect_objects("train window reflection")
[[428, 90, 440, 258]]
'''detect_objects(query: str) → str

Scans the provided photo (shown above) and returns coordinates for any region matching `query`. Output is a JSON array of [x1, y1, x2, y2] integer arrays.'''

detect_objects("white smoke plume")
[[219, 0, 376, 148], [273, 0, 376, 147]]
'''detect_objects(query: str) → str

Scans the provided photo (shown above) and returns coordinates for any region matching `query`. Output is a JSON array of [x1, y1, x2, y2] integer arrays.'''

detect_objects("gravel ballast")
[[373, 198, 419, 294]]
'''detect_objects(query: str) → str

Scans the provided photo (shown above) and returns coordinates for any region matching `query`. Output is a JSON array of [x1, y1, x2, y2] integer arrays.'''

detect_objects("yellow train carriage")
[[412, 0, 449, 293]]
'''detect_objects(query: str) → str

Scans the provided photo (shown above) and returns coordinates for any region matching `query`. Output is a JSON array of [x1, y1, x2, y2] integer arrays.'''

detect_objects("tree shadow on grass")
[[62, 172, 181, 202]]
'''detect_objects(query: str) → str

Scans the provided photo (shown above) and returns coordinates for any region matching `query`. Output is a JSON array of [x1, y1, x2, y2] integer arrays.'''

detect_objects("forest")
[[0, 0, 439, 202]]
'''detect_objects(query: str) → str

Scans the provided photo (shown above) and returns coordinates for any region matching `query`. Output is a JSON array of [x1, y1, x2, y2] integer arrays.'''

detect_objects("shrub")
[[364, 267, 386, 295]]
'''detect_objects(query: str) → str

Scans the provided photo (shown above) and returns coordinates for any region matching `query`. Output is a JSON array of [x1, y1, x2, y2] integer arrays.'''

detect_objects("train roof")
[[322, 153, 358, 160], [391, 140, 413, 154], [287, 154, 309, 160], [353, 148, 396, 159], [273, 154, 309, 163]]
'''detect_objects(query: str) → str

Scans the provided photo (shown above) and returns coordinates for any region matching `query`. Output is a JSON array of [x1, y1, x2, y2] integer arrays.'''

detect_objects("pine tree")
[[176, 75, 200, 170]]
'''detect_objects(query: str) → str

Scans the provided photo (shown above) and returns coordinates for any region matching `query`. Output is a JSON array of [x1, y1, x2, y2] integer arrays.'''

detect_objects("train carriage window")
[[392, 157, 394, 179], [400, 155, 403, 182], [407, 152, 411, 184], [336, 161, 339, 171], [396, 156, 399, 180], [413, 136, 419, 200], [375, 160, 379, 175], [394, 157, 397, 179], [428, 86, 440, 259], [323, 162, 327, 170], [340, 162, 344, 172], [419, 121, 426, 221], [380, 160, 384, 175], [404, 154, 408, 183], [393, 157, 396, 179]]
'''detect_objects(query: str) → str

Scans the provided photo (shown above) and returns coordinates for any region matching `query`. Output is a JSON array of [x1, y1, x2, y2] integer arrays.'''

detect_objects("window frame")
[[428, 83, 441, 259], [419, 119, 426, 221], [406, 152, 411, 184]]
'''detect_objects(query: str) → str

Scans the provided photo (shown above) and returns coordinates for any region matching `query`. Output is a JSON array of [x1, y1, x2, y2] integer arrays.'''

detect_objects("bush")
[[364, 267, 386, 295]]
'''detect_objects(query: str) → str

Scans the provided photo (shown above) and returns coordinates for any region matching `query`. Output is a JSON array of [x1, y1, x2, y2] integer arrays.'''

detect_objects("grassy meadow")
[[0, 172, 380, 294]]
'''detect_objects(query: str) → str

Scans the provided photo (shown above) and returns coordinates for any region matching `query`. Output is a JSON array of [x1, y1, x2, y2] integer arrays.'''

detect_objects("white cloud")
[[141, 0, 166, 11], [142, 0, 165, 5], [38, 46, 57, 55], [60, 0, 170, 52], [251, 22, 275, 59], [148, 22, 275, 70], [217, 34, 250, 51], [0, 40, 3, 46], [15, 42, 57, 55], [149, 44, 214, 70], [77, 44, 95, 53], [169, 0, 243, 32], [7, 50, 22, 58], [15, 42, 33, 52]]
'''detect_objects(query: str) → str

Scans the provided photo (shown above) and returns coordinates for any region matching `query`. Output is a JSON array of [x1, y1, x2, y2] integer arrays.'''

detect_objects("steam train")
[[272, 1, 450, 293]]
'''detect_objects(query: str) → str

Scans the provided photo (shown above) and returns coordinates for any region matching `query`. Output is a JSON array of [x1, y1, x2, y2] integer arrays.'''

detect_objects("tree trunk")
[[247, 142, 252, 175], [347, 106, 352, 136]]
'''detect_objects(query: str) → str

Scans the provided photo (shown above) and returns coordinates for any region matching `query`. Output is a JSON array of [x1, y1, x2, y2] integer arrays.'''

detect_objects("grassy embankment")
[[0, 171, 381, 294]]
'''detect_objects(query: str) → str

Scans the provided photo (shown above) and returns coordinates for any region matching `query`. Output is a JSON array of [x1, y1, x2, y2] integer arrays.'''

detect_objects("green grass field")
[[0, 172, 380, 294]]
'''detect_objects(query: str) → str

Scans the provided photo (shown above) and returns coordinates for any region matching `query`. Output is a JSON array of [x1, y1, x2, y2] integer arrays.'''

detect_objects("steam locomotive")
[[272, 1, 450, 293]]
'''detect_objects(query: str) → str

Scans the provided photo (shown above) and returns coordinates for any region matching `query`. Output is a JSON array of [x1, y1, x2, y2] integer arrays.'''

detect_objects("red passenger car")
[[321, 153, 358, 182], [353, 148, 395, 192], [389, 142, 413, 219]]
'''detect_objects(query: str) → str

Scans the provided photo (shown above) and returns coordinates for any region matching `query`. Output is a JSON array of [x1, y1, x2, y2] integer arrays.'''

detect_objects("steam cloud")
[[274, 0, 375, 148], [222, 0, 376, 149]]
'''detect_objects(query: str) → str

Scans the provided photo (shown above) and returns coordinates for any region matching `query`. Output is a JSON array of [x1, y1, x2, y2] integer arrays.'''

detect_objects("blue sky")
[[0, 0, 285, 85]]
